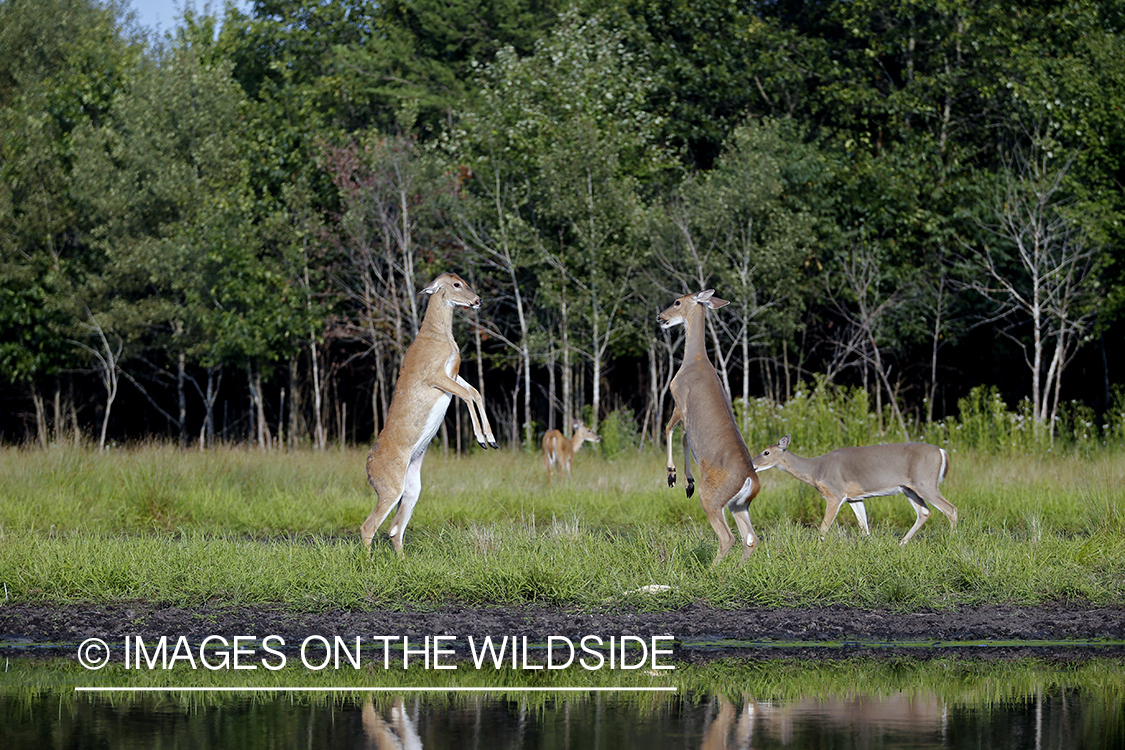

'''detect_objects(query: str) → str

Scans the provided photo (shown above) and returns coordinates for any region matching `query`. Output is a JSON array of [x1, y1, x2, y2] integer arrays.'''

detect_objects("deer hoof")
[[477, 440, 488, 449], [667, 469, 676, 488], [685, 478, 695, 498], [489, 441, 499, 450]]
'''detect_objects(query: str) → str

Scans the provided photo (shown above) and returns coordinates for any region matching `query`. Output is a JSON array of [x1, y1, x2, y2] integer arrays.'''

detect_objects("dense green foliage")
[[1, 0, 1124, 450]]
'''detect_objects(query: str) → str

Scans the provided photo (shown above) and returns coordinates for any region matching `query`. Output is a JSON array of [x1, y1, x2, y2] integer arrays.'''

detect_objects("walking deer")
[[361, 273, 498, 556], [751, 435, 958, 544], [659, 289, 761, 564], [542, 420, 600, 483]]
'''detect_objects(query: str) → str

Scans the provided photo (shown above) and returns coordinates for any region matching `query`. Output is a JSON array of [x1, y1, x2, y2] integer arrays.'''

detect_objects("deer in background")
[[751, 435, 958, 545], [659, 289, 761, 564], [542, 420, 600, 483], [362, 273, 498, 556]]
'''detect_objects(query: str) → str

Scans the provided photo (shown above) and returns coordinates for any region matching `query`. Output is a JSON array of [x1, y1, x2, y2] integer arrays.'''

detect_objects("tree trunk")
[[177, 351, 187, 449], [52, 386, 62, 444], [203, 366, 220, 448], [310, 338, 326, 449], [31, 387, 48, 448], [547, 338, 557, 433], [591, 297, 601, 433], [562, 286, 572, 434]]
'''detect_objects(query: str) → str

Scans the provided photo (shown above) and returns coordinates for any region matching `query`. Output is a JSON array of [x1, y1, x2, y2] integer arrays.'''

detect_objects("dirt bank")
[[3, 601, 1123, 660]]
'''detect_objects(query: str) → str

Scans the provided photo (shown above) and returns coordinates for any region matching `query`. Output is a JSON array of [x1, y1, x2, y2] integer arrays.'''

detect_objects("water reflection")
[[362, 698, 421, 750], [3, 657, 1124, 749], [2, 687, 1122, 749]]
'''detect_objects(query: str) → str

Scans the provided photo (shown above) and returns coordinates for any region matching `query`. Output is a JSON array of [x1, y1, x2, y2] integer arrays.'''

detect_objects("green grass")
[[1, 444, 1123, 609]]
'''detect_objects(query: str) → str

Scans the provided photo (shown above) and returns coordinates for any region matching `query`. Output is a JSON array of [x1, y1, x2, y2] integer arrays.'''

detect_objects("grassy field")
[[1, 444, 1123, 610]]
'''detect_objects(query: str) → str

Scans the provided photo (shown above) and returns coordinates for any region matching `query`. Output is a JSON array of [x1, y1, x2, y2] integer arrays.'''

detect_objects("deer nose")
[[472, 297, 481, 308]]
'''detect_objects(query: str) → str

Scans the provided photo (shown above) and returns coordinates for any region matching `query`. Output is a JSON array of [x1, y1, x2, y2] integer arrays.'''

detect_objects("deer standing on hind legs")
[[659, 289, 761, 564], [361, 273, 498, 556], [542, 421, 600, 483], [751, 435, 958, 545]]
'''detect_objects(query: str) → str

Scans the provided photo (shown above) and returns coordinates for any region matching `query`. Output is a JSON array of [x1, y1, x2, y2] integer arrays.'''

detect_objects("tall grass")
[[0, 441, 1122, 610], [2, 384, 1123, 610]]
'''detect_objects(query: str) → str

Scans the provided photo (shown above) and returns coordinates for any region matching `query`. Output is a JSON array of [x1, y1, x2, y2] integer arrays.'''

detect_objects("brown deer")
[[541, 420, 600, 483], [659, 289, 761, 564], [361, 273, 498, 556], [751, 435, 958, 544]]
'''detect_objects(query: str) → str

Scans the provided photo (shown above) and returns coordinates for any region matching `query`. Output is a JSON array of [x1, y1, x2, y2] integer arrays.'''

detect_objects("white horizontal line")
[[75, 686, 677, 693]]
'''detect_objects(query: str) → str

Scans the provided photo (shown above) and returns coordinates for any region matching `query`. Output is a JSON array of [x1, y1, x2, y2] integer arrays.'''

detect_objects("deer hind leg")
[[542, 441, 555, 483], [848, 500, 871, 536], [700, 472, 753, 566], [922, 486, 958, 528], [898, 487, 933, 545], [726, 476, 760, 561], [361, 475, 406, 550], [386, 455, 424, 557]]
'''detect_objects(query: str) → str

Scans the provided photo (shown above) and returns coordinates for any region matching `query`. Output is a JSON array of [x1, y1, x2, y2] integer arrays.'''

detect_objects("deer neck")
[[683, 307, 710, 365], [776, 451, 821, 485], [569, 433, 586, 454], [419, 294, 455, 342]]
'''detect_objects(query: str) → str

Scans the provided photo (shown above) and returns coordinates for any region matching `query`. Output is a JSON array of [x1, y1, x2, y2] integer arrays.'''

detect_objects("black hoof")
[[489, 441, 499, 450], [667, 470, 676, 488], [477, 440, 487, 449], [686, 479, 695, 498]]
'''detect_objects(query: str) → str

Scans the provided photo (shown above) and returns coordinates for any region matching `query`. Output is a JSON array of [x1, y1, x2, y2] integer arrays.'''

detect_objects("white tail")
[[659, 289, 761, 564], [542, 420, 600, 483], [362, 272, 498, 556], [752, 435, 958, 545]]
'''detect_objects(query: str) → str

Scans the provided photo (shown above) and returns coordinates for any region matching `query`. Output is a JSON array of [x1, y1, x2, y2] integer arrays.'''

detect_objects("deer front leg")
[[682, 431, 695, 498], [818, 492, 847, 540], [454, 374, 499, 449], [428, 373, 498, 449], [664, 406, 684, 488]]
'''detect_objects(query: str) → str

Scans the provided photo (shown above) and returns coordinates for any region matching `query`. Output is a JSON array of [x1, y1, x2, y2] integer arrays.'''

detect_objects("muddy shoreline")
[[3, 601, 1123, 660]]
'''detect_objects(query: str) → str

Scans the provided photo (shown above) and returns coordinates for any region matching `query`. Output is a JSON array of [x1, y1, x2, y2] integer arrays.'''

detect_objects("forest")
[[2, 0, 1123, 452]]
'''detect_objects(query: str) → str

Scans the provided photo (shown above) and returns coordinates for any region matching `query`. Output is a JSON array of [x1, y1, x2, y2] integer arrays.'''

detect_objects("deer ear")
[[694, 289, 715, 304], [422, 278, 442, 295], [778, 435, 791, 450], [707, 297, 730, 309]]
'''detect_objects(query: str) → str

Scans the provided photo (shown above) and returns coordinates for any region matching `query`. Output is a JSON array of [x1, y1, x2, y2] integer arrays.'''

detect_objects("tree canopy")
[[1, 0, 1122, 449]]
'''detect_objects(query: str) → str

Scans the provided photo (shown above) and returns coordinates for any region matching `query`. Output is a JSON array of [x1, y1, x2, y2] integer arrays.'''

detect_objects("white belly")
[[411, 392, 452, 460]]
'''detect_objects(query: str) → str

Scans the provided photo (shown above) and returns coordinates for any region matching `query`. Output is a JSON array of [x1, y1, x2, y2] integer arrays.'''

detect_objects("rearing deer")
[[361, 273, 498, 556], [659, 289, 760, 564], [751, 435, 958, 545], [542, 420, 600, 483]]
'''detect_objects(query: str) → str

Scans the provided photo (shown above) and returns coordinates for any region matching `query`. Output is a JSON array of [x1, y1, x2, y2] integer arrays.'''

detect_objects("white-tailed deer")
[[542, 420, 600, 483], [659, 289, 761, 564], [752, 435, 958, 545], [362, 273, 498, 556]]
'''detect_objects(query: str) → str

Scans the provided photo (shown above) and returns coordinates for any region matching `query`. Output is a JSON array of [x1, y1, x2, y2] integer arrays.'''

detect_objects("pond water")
[[3, 657, 1123, 749]]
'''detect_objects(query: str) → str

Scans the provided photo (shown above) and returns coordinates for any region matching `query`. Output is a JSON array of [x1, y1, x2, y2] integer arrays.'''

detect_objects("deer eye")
[[763, 450, 770, 456], [674, 300, 681, 307]]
